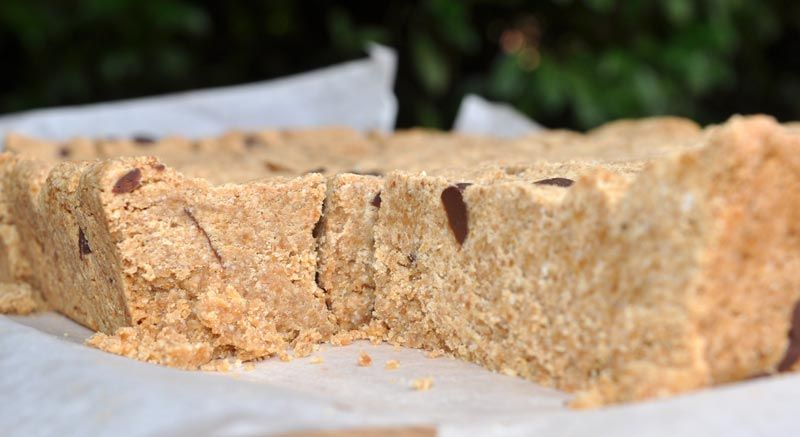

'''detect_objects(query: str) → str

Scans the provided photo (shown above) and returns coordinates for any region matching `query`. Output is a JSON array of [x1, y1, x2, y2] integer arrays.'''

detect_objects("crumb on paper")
[[410, 377, 434, 391], [425, 349, 444, 359], [329, 331, 356, 347], [278, 352, 294, 362], [385, 359, 400, 370], [310, 356, 324, 364], [243, 362, 256, 371], [201, 357, 241, 372], [358, 351, 373, 367], [393, 344, 402, 352], [500, 367, 518, 377]]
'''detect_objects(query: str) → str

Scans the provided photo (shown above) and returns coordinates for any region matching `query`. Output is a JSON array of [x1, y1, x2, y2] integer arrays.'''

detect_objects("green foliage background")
[[1, 0, 799, 130]]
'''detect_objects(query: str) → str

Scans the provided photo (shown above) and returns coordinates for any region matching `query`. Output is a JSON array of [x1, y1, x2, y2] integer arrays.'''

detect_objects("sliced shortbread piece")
[[2, 154, 333, 368], [373, 115, 800, 406]]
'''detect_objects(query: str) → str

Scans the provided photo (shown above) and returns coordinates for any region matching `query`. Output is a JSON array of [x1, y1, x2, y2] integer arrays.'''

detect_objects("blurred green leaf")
[[411, 33, 450, 96], [1, 0, 800, 129], [99, 51, 141, 82], [662, 0, 694, 26], [585, 0, 615, 14], [426, 0, 480, 53]]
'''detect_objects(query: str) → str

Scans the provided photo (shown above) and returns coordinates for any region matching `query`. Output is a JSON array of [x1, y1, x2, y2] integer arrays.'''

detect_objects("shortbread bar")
[[2, 154, 332, 368], [373, 115, 800, 406]]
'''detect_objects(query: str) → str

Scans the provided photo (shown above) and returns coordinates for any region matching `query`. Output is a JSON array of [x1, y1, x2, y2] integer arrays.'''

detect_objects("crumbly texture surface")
[[4, 126, 381, 183], [2, 155, 332, 368], [0, 155, 31, 284], [316, 173, 383, 331], [373, 115, 800, 406], [3, 116, 799, 407], [0, 118, 694, 320], [357, 116, 702, 173], [0, 282, 46, 314]]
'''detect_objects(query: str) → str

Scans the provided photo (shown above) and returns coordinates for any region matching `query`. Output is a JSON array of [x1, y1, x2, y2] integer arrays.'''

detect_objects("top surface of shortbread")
[[3, 117, 704, 182]]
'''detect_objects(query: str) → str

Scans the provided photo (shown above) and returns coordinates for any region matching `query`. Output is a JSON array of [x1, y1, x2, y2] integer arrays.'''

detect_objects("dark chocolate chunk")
[[534, 177, 574, 187], [441, 184, 470, 246], [132, 134, 156, 145], [244, 135, 263, 148], [112, 168, 142, 194], [371, 192, 382, 209], [78, 228, 92, 259], [152, 163, 166, 171], [777, 301, 800, 372], [58, 146, 71, 158], [350, 170, 384, 177], [184, 207, 224, 266], [407, 253, 417, 264], [264, 161, 291, 172]]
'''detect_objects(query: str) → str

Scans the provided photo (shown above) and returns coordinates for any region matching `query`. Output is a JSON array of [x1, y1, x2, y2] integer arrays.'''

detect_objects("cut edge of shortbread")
[[2, 153, 334, 369]]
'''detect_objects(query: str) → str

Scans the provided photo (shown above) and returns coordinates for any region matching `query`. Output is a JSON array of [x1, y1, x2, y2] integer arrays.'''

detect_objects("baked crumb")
[[278, 352, 294, 362], [329, 331, 356, 346], [363, 321, 388, 342], [201, 358, 239, 372], [425, 349, 444, 359], [243, 362, 256, 371], [410, 377, 434, 391], [358, 351, 373, 367], [385, 359, 400, 370], [309, 356, 324, 364]]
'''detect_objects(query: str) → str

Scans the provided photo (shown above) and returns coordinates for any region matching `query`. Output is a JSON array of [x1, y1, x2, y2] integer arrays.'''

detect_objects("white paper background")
[[453, 94, 543, 137], [4, 314, 798, 437], [1, 46, 796, 437], [0, 44, 397, 140]]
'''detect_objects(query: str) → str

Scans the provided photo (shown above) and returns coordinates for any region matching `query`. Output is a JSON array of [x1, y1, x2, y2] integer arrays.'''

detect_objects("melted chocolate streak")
[[184, 207, 224, 266]]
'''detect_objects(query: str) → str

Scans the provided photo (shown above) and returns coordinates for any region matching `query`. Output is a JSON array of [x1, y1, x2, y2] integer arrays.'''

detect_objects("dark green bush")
[[1, 0, 798, 130]]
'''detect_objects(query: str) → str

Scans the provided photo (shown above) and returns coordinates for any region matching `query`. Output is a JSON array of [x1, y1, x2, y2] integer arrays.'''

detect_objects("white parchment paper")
[[0, 44, 397, 140], [3, 314, 798, 437], [453, 94, 543, 137], [1, 47, 796, 436]]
